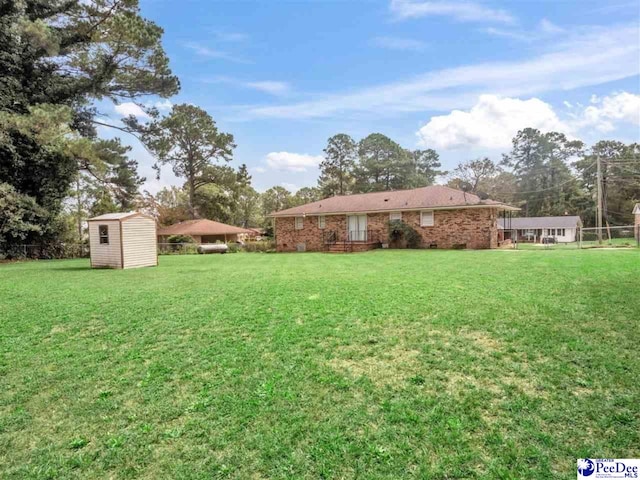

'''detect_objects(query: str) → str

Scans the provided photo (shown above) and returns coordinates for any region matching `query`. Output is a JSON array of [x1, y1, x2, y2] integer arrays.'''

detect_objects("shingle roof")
[[271, 185, 517, 217], [157, 219, 253, 236], [88, 212, 147, 221], [498, 216, 582, 229]]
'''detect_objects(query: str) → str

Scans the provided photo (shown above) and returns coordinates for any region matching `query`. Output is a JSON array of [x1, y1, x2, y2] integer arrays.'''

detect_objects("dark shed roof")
[[498, 216, 582, 229]]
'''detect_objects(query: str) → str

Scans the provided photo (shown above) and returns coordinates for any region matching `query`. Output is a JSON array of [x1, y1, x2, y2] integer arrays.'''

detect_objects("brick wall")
[[275, 215, 347, 252], [394, 209, 498, 249], [275, 208, 499, 251]]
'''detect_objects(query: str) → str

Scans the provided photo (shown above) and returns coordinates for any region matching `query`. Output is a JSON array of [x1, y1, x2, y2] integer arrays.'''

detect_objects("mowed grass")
[[1, 250, 639, 479]]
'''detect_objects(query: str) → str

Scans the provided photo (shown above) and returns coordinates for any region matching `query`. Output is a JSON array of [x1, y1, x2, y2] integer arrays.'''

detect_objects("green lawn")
[[1, 250, 639, 479]]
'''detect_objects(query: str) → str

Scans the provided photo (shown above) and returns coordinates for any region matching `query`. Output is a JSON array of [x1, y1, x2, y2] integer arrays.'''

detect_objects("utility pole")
[[596, 154, 603, 243]]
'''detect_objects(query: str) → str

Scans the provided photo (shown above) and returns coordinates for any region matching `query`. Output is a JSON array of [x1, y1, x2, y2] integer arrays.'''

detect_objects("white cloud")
[[213, 31, 248, 42], [202, 76, 290, 96], [371, 36, 428, 51], [245, 23, 639, 120], [154, 99, 173, 111], [244, 81, 290, 96], [390, 0, 515, 24], [254, 166, 267, 173], [575, 92, 640, 132], [416, 95, 570, 149], [482, 18, 564, 42], [539, 18, 564, 34], [416, 91, 640, 150], [183, 42, 249, 63], [281, 182, 299, 192], [114, 102, 148, 118], [264, 152, 323, 172]]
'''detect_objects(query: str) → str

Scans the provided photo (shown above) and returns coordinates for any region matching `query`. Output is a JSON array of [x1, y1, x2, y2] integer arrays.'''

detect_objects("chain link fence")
[[500, 226, 640, 250], [579, 225, 640, 248], [0, 244, 90, 260]]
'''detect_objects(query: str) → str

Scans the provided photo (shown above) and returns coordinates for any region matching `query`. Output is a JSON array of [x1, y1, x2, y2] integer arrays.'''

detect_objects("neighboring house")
[[238, 227, 267, 242], [269, 185, 518, 252], [498, 216, 583, 243], [634, 203, 640, 240], [157, 219, 253, 244], [88, 212, 157, 269]]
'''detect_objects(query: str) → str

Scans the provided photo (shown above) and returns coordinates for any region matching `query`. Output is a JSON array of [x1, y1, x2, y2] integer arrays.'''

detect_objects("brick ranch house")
[[270, 185, 519, 252], [157, 219, 253, 244]]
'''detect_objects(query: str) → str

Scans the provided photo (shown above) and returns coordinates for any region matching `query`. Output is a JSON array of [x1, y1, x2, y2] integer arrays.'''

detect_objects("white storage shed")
[[88, 212, 158, 269]]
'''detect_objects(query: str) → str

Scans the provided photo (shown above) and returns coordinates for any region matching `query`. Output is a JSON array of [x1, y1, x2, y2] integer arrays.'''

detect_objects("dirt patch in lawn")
[[328, 344, 421, 388]]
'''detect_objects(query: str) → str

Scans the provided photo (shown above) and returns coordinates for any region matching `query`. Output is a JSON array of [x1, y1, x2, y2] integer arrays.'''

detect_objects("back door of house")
[[347, 215, 367, 241]]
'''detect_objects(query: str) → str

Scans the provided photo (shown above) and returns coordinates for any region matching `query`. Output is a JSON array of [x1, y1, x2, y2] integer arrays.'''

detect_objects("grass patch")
[[1, 250, 639, 478]]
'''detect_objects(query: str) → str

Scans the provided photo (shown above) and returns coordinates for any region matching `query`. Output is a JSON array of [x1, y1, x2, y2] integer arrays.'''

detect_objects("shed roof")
[[270, 185, 518, 217], [157, 219, 253, 236], [88, 211, 151, 222], [498, 216, 582, 229]]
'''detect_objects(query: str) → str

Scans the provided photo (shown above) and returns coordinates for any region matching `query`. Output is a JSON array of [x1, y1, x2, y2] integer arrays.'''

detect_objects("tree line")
[[1, 1, 638, 256]]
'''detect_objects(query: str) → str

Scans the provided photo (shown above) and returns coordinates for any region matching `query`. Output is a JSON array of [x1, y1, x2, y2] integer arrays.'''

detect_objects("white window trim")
[[420, 210, 434, 227], [318, 216, 326, 229], [295, 216, 304, 230], [389, 211, 402, 221]]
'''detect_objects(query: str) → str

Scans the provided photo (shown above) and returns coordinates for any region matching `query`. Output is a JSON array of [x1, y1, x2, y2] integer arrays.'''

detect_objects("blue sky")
[[101, 0, 640, 193]]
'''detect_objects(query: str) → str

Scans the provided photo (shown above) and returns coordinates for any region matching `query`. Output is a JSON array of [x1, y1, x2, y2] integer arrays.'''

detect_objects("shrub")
[[167, 234, 195, 244], [159, 243, 198, 255], [226, 242, 240, 253], [388, 220, 421, 248], [242, 240, 276, 253]]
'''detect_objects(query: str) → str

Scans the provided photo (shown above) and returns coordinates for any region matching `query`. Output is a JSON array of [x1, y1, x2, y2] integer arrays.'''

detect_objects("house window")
[[98, 225, 109, 244], [318, 216, 326, 229], [295, 217, 304, 230], [558, 228, 565, 236], [389, 212, 402, 221], [420, 210, 434, 227]]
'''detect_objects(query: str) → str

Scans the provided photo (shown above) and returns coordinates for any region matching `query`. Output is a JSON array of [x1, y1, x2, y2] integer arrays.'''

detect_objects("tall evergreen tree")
[[354, 133, 409, 192], [318, 134, 357, 197], [406, 148, 443, 187], [126, 104, 235, 218], [502, 129, 584, 216], [0, 0, 178, 251]]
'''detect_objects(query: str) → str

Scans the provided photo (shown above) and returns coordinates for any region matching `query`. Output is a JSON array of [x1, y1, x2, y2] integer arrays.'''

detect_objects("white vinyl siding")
[[318, 216, 326, 229], [89, 220, 121, 268], [389, 212, 402, 221], [121, 216, 157, 269], [420, 210, 434, 227], [295, 217, 304, 230], [544, 227, 573, 242]]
